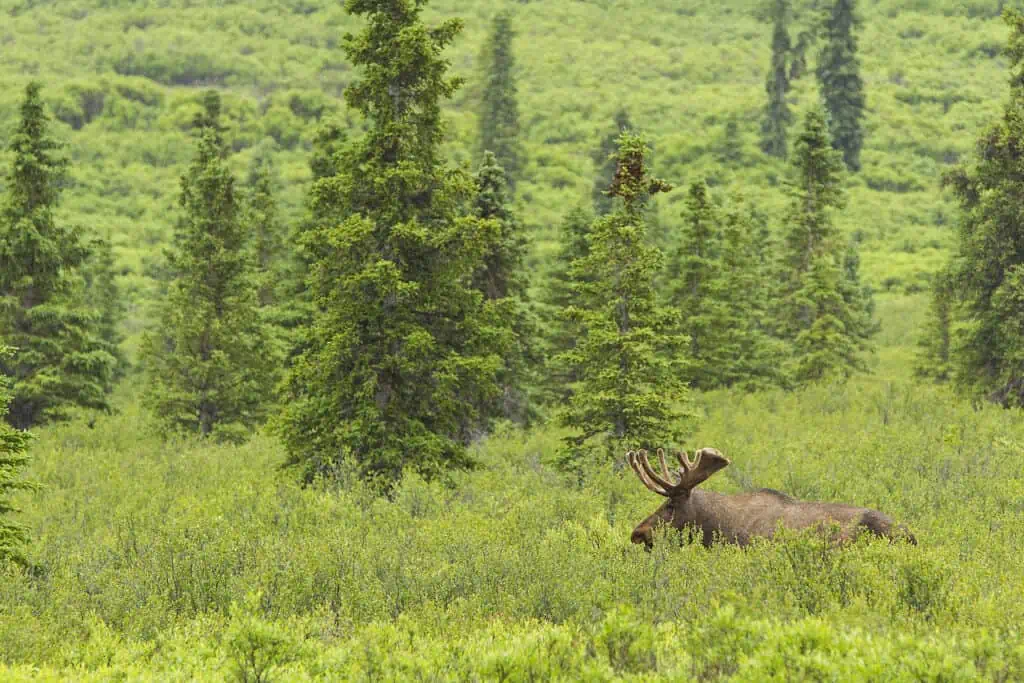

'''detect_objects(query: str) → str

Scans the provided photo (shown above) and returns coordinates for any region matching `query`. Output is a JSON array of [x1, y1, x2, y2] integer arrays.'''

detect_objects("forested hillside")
[[5, 0, 1024, 679], [0, 0, 1015, 321]]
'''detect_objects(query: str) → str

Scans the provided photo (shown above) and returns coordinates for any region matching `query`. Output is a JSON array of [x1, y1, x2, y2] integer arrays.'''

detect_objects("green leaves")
[[556, 133, 692, 464], [0, 83, 117, 429], [141, 92, 276, 442]]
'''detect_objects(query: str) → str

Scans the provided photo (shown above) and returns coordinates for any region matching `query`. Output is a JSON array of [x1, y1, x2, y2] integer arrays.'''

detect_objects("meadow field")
[[4, 0, 1024, 679], [0, 296, 1022, 680]]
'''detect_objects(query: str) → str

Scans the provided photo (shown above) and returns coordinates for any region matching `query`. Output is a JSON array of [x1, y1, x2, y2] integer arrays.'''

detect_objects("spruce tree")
[[557, 133, 691, 463], [914, 265, 955, 382], [277, 0, 504, 487], [0, 82, 116, 429], [667, 181, 725, 390], [246, 156, 285, 308], [777, 108, 873, 383], [716, 198, 790, 389], [478, 11, 525, 194], [83, 231, 129, 382], [937, 9, 1024, 406], [279, 120, 349, 362], [141, 93, 274, 442], [816, 0, 866, 171], [592, 110, 633, 216], [540, 205, 593, 403], [0, 344, 36, 567], [762, 0, 794, 159], [472, 151, 538, 424]]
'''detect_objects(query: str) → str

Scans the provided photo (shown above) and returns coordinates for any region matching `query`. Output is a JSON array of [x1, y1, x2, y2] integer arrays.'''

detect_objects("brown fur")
[[628, 448, 917, 549]]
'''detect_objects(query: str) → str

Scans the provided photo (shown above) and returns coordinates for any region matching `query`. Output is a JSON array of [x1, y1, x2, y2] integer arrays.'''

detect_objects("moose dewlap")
[[628, 448, 917, 548]]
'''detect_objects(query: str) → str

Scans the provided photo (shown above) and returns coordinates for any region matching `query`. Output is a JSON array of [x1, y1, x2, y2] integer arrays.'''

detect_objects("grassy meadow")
[[3, 373, 1024, 679], [5, 0, 1024, 679]]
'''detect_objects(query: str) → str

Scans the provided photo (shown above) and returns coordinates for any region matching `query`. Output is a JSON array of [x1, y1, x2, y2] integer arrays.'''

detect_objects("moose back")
[[627, 448, 917, 548]]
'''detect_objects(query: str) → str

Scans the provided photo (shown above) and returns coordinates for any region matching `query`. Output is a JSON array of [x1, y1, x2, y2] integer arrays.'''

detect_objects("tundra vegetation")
[[2, 0, 1024, 679]]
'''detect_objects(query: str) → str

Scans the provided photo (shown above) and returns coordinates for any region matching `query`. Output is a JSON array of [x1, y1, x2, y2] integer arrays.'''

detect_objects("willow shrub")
[[1, 379, 1023, 678]]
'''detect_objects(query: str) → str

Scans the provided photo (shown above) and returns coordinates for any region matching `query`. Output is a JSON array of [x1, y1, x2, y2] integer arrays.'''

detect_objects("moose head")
[[627, 447, 916, 548]]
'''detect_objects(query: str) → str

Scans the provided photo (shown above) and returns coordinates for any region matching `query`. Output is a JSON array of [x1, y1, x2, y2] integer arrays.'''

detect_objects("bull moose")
[[627, 447, 917, 548]]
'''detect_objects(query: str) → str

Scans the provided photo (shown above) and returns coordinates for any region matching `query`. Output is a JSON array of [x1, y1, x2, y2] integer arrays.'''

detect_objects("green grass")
[[2, 377, 1023, 678]]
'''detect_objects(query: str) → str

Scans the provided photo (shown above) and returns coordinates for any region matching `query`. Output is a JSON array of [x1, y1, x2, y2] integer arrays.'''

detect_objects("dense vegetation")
[[4, 0, 1024, 678]]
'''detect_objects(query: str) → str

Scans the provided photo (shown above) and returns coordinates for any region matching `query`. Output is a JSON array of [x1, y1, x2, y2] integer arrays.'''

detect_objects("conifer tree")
[[472, 151, 538, 424], [716, 198, 790, 389], [478, 11, 525, 193], [246, 156, 285, 308], [762, 0, 794, 159], [540, 205, 593, 402], [277, 0, 504, 487], [279, 120, 349, 362], [141, 93, 274, 442], [592, 110, 633, 216], [0, 344, 36, 567], [914, 265, 955, 382], [557, 133, 691, 463], [83, 231, 129, 381], [936, 9, 1024, 406], [667, 181, 725, 389], [777, 108, 873, 383], [816, 0, 866, 171], [0, 82, 116, 429]]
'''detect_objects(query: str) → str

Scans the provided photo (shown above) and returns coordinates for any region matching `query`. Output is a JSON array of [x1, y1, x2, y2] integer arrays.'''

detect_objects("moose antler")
[[627, 447, 731, 496]]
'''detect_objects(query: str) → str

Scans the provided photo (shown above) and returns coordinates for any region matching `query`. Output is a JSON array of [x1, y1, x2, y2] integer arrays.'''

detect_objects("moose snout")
[[631, 527, 653, 548]]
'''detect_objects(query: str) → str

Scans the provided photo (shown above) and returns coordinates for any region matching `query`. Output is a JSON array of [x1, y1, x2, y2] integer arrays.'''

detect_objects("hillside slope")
[[0, 0, 1014, 326]]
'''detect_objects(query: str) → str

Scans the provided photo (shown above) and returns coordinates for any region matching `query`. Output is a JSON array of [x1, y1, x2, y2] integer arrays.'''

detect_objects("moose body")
[[628, 448, 916, 548]]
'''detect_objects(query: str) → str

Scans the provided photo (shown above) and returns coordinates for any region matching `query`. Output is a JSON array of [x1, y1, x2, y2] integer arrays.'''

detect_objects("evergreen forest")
[[3, 0, 1024, 679]]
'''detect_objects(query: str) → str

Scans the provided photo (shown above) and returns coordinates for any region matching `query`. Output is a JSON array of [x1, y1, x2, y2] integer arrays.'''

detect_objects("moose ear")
[[678, 447, 731, 489]]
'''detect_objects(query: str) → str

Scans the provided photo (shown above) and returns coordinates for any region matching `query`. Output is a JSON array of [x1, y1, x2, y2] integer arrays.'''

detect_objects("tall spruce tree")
[[478, 11, 525, 194], [937, 9, 1024, 406], [762, 0, 794, 159], [914, 265, 955, 383], [592, 110, 633, 216], [716, 198, 790, 389], [557, 133, 691, 464], [667, 181, 725, 390], [816, 0, 866, 171], [0, 344, 36, 567], [83, 231, 129, 381], [141, 93, 274, 442], [246, 155, 285, 308], [472, 151, 537, 424], [0, 82, 116, 429], [540, 205, 593, 403], [278, 120, 350, 363], [777, 108, 873, 383], [277, 0, 504, 487]]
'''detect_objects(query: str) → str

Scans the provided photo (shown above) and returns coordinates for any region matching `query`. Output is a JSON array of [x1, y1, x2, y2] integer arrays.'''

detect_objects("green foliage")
[[817, 0, 866, 171], [0, 345, 36, 567], [0, 82, 116, 429], [82, 231, 129, 382], [539, 205, 593, 403], [667, 181, 725, 390], [778, 107, 874, 384], [914, 266, 955, 382], [473, 151, 539, 425], [761, 0, 794, 159], [277, 0, 502, 487], [246, 153, 286, 309], [2, 379, 1024, 678], [141, 93, 275, 443], [557, 133, 691, 464], [590, 109, 632, 217], [477, 11, 525, 194], [716, 197, 791, 389], [938, 8, 1024, 407]]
